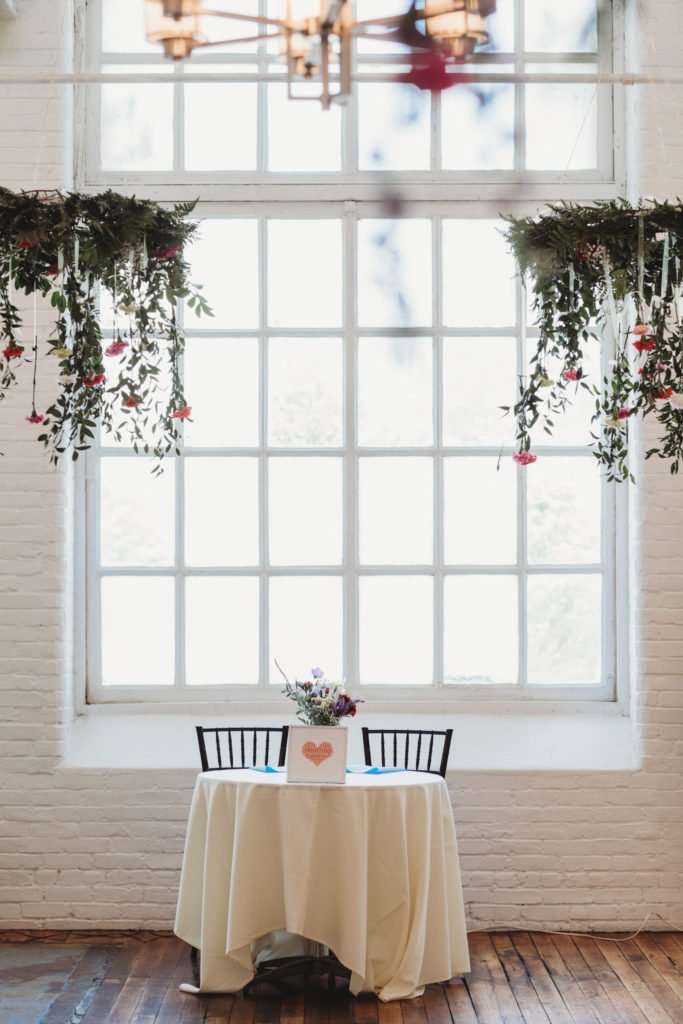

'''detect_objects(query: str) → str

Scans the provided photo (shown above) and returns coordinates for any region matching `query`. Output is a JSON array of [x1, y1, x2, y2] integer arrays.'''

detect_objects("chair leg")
[[190, 946, 200, 987]]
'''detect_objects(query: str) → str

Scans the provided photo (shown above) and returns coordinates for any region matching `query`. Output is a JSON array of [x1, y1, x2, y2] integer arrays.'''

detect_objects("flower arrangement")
[[0, 187, 211, 464], [278, 664, 361, 727], [504, 199, 683, 482]]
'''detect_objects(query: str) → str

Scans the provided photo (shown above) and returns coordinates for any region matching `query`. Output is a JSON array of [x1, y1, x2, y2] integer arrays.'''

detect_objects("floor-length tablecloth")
[[174, 768, 470, 1001]]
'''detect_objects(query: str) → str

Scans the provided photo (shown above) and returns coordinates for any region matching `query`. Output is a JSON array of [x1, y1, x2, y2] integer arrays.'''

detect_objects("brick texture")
[[0, 0, 682, 933]]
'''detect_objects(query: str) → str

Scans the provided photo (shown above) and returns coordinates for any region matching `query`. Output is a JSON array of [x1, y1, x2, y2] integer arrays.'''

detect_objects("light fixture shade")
[[423, 1, 490, 56], [145, 0, 203, 60]]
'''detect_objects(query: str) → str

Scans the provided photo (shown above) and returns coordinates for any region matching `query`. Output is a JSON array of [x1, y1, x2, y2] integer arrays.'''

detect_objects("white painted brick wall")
[[0, 0, 682, 933]]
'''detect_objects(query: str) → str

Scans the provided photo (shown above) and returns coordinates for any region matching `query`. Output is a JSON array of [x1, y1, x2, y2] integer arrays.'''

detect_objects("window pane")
[[358, 220, 432, 328], [269, 458, 343, 565], [269, 577, 343, 682], [358, 84, 431, 171], [444, 457, 516, 565], [187, 219, 259, 329], [525, 65, 598, 171], [185, 458, 259, 566], [444, 576, 518, 684], [268, 337, 343, 447], [480, 4, 515, 52], [443, 337, 516, 446], [185, 84, 257, 171], [360, 576, 433, 684], [528, 575, 601, 684], [359, 457, 433, 565], [355, 1, 413, 54], [101, 577, 175, 685], [102, 0, 154, 52], [101, 70, 173, 171], [268, 84, 341, 171], [186, 577, 259, 685], [184, 338, 259, 448], [527, 458, 601, 565], [441, 75, 515, 171], [443, 221, 517, 328], [358, 336, 433, 447], [524, 0, 598, 52], [100, 458, 175, 566], [268, 220, 342, 328]]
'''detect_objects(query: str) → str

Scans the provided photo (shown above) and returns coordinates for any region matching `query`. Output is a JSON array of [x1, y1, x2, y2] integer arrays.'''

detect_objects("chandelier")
[[145, 0, 496, 109]]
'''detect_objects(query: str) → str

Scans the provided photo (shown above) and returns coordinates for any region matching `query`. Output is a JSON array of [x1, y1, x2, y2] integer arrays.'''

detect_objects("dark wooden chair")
[[195, 725, 289, 772], [361, 727, 453, 778]]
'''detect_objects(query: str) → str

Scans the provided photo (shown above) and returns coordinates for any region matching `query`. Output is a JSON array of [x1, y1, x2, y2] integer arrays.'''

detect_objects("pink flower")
[[153, 246, 180, 259], [563, 369, 580, 382], [172, 405, 192, 419], [105, 340, 128, 357], [513, 451, 537, 466], [123, 395, 138, 409], [82, 372, 105, 387], [632, 324, 650, 336], [633, 339, 656, 352], [616, 408, 632, 420], [2, 346, 23, 359], [25, 413, 44, 424]]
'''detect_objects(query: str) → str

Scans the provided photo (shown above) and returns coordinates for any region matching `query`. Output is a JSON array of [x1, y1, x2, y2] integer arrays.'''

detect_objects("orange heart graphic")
[[302, 741, 334, 767]]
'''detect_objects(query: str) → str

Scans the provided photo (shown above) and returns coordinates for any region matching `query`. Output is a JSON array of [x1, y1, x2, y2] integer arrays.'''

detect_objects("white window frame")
[[76, 0, 625, 201], [81, 201, 627, 706], [77, 1, 629, 709]]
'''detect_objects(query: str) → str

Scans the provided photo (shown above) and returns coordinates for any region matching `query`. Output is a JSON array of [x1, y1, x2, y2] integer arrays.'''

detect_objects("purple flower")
[[312, 667, 324, 679]]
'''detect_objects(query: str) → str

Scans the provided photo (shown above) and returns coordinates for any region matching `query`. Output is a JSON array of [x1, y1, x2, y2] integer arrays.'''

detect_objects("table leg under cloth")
[[174, 770, 470, 1001]]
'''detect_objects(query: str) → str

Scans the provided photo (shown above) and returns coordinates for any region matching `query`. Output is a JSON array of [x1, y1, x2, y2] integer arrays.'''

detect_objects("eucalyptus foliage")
[[505, 199, 683, 482], [0, 187, 211, 464]]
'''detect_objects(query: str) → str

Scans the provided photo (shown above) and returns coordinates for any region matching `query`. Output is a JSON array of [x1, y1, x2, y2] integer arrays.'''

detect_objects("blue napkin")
[[249, 765, 405, 775]]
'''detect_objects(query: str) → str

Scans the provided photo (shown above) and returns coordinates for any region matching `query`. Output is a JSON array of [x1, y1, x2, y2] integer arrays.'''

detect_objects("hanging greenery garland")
[[505, 199, 683, 482], [0, 187, 211, 464]]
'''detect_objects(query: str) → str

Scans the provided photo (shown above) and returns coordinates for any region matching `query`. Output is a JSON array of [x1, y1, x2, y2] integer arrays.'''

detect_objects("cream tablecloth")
[[174, 768, 470, 1001]]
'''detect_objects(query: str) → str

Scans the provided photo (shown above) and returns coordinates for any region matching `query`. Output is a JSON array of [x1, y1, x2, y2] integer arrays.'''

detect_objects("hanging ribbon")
[[73, 234, 80, 277], [660, 231, 670, 304], [57, 246, 64, 276], [568, 262, 575, 312], [602, 259, 620, 342], [637, 212, 645, 303]]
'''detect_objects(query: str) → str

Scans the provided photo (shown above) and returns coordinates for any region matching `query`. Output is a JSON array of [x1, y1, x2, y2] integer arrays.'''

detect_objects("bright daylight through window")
[[84, 0, 619, 701]]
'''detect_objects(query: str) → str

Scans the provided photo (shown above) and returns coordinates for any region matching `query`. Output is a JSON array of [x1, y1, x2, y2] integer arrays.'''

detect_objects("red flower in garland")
[[617, 407, 632, 420], [82, 372, 105, 387], [563, 368, 580, 381], [17, 238, 34, 251], [172, 405, 192, 419], [47, 263, 59, 277], [25, 413, 45, 424], [513, 451, 537, 466], [105, 340, 128, 357], [153, 246, 180, 260], [123, 395, 138, 409], [633, 339, 656, 352], [2, 346, 24, 359], [655, 387, 674, 400]]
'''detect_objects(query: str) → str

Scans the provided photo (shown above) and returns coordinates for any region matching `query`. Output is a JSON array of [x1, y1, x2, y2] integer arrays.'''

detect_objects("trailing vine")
[[505, 199, 683, 482], [0, 187, 211, 464]]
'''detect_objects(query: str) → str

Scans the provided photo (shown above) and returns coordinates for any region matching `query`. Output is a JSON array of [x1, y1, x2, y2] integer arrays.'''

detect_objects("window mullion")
[[258, 215, 270, 688], [343, 203, 359, 687], [433, 213, 444, 687]]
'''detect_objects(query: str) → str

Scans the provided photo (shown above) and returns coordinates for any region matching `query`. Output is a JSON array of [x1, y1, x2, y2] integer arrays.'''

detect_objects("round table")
[[174, 768, 470, 1001]]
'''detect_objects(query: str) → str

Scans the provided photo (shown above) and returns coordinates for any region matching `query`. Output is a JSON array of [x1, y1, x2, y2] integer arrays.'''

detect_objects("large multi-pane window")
[[83, 1, 622, 702]]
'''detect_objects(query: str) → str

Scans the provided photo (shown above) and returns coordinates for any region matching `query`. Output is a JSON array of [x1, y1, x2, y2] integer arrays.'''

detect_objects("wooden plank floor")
[[1, 931, 683, 1023]]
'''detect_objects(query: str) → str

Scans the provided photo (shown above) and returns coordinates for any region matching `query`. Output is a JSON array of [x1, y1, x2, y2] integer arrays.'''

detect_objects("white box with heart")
[[286, 725, 348, 784]]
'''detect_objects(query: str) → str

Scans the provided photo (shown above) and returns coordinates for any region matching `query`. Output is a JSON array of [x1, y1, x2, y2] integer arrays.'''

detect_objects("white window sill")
[[65, 707, 638, 772]]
